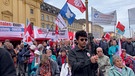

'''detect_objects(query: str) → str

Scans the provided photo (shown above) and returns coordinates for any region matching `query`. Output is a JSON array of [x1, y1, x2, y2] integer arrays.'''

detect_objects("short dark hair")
[[75, 30, 87, 40]]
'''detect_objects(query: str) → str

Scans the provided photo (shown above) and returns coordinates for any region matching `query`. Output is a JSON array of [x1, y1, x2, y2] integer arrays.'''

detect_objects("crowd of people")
[[0, 30, 135, 76]]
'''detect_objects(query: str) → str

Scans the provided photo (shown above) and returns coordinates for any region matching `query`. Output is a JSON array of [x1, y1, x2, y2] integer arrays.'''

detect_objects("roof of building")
[[40, 2, 60, 15]]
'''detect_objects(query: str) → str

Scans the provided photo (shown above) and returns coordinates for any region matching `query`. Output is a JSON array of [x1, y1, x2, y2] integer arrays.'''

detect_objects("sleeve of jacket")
[[53, 60, 60, 76], [68, 50, 92, 71], [0, 48, 16, 76]]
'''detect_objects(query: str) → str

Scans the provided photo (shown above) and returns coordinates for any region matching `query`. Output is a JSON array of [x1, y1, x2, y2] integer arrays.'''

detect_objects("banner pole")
[[128, 9, 132, 38]]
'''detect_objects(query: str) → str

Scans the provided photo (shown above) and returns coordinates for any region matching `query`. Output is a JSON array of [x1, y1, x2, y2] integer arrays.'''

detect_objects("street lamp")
[[85, 0, 89, 33]]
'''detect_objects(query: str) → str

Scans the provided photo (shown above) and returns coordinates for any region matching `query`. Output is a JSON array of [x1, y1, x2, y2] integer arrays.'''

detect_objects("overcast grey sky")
[[44, 0, 135, 38]]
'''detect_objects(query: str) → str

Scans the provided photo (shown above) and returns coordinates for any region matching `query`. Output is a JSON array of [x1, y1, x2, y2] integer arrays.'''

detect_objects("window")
[[51, 16, 53, 22], [41, 23, 45, 28], [46, 15, 49, 21], [46, 24, 50, 30], [30, 9, 34, 14], [41, 14, 44, 20]]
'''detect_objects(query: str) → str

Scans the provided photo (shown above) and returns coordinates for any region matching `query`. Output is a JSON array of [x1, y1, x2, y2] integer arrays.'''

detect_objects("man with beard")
[[68, 30, 98, 76]]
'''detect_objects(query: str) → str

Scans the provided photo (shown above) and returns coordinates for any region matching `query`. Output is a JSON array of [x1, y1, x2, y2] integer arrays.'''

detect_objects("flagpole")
[[114, 10, 117, 37], [85, 0, 89, 33], [128, 9, 132, 38]]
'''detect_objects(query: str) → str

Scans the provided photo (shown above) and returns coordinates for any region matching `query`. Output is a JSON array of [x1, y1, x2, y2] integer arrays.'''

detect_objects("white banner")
[[0, 20, 24, 38], [91, 7, 117, 25], [34, 26, 69, 40], [128, 7, 135, 25]]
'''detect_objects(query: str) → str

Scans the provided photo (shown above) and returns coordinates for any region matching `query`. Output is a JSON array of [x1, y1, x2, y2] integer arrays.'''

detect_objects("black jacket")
[[123, 42, 135, 56], [0, 48, 16, 76], [68, 46, 98, 76]]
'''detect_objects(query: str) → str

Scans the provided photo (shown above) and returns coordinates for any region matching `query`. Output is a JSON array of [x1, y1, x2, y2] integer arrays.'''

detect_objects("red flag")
[[67, 0, 86, 13], [23, 22, 33, 45], [55, 25, 59, 35], [116, 22, 125, 31], [68, 31, 74, 40], [104, 33, 110, 41], [25, 23, 33, 37]]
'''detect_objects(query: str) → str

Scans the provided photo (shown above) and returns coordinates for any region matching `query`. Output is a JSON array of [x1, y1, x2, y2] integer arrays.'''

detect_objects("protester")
[[0, 41, 3, 47], [17, 43, 26, 76], [4, 42, 17, 65], [30, 50, 41, 76], [99, 36, 109, 56], [39, 54, 60, 76], [28, 45, 36, 76], [63, 40, 72, 52], [57, 48, 67, 71], [123, 38, 135, 56], [46, 49, 57, 61], [121, 49, 135, 72], [96, 47, 111, 76], [37, 44, 44, 55], [108, 39, 118, 65], [60, 57, 71, 76], [0, 47, 16, 76], [68, 30, 98, 76], [108, 55, 135, 76], [42, 41, 47, 54]]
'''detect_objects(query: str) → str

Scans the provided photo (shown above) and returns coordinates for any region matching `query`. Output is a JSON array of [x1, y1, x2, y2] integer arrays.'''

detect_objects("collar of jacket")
[[74, 45, 88, 52]]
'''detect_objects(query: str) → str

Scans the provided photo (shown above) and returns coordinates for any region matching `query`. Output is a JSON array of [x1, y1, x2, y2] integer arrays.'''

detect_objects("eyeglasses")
[[80, 38, 88, 41]]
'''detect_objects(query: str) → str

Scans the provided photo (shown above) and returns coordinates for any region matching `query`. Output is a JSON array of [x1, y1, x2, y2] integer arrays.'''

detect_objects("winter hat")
[[30, 45, 36, 50], [34, 50, 41, 55]]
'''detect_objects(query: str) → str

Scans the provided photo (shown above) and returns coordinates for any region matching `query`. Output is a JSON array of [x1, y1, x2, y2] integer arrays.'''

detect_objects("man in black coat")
[[0, 48, 16, 76], [123, 38, 135, 56], [68, 30, 98, 76]]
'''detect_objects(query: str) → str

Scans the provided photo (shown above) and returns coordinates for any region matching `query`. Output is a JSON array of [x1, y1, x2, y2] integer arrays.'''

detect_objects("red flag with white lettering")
[[67, 0, 86, 13]]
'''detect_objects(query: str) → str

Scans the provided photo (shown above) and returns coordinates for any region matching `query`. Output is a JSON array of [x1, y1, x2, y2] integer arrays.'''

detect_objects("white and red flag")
[[67, 0, 86, 13], [23, 22, 33, 45], [55, 14, 67, 29]]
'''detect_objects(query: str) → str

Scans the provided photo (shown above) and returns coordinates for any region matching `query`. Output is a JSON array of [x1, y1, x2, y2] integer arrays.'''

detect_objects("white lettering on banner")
[[11, 28, 22, 32], [74, 0, 82, 7], [34, 26, 69, 39], [0, 27, 10, 32]]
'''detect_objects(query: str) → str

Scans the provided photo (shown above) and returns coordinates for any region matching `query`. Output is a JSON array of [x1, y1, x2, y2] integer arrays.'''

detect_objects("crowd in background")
[[0, 33, 135, 76]]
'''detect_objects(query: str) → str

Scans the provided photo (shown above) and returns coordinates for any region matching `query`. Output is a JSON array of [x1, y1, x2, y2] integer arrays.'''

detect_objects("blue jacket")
[[30, 57, 40, 75], [108, 45, 119, 65], [50, 55, 56, 61], [108, 66, 135, 76]]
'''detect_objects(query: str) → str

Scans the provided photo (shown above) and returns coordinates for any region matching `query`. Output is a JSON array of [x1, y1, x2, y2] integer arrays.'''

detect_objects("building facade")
[[0, 0, 43, 26], [76, 19, 104, 38], [77, 19, 92, 33], [92, 24, 104, 38]]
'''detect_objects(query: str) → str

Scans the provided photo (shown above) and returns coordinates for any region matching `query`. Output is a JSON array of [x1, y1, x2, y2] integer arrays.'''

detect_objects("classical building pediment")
[[1, 10, 13, 16]]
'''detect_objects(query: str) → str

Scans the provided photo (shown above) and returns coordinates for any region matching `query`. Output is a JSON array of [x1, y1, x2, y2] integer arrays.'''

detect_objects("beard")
[[80, 45, 85, 48]]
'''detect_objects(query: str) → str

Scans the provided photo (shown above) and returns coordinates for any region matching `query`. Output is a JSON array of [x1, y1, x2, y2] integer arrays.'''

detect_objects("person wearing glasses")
[[68, 30, 98, 76]]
